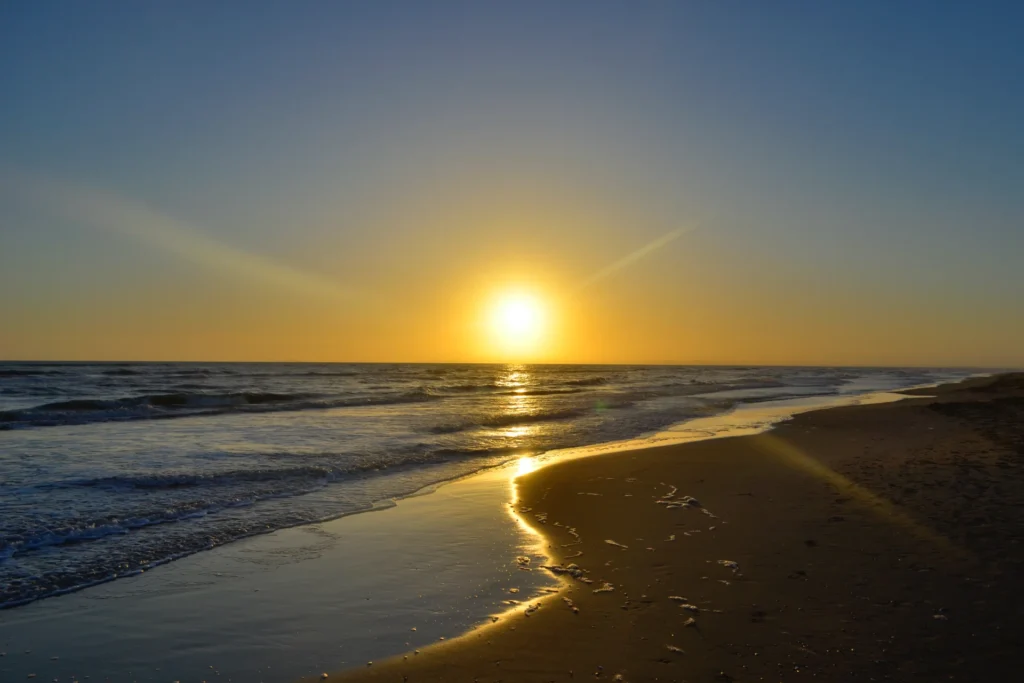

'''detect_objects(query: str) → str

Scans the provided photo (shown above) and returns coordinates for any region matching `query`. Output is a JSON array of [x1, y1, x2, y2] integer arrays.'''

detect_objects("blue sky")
[[1, 1, 1022, 364]]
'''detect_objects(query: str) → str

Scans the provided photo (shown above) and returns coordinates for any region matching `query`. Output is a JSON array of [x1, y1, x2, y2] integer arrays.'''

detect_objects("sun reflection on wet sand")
[[515, 455, 539, 477]]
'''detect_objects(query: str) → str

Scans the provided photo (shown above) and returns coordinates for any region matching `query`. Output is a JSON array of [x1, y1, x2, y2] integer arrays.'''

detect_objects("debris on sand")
[[604, 539, 629, 549], [516, 556, 531, 566], [933, 613, 949, 621], [665, 534, 676, 541], [541, 563, 586, 579], [677, 603, 701, 613], [525, 603, 539, 616], [668, 596, 690, 602], [593, 582, 616, 593], [666, 645, 685, 654], [508, 587, 520, 593], [683, 617, 697, 627], [562, 597, 580, 613], [717, 560, 739, 572]]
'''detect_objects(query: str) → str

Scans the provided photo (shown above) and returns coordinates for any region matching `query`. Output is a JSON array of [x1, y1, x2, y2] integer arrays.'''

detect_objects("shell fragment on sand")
[[541, 563, 586, 579], [593, 582, 616, 593], [604, 539, 629, 549], [666, 645, 685, 654], [658, 494, 705, 511], [717, 560, 739, 571]]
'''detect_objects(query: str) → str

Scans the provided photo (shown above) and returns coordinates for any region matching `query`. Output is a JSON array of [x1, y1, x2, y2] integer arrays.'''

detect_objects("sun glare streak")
[[752, 433, 971, 561], [574, 226, 694, 294], [2, 167, 363, 304]]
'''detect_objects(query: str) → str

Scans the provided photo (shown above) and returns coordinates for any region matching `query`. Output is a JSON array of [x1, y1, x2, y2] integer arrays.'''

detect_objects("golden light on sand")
[[487, 290, 548, 358], [515, 455, 539, 477]]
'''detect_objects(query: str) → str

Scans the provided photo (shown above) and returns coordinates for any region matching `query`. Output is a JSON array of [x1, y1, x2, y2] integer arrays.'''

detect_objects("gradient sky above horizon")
[[1, 1, 1022, 366]]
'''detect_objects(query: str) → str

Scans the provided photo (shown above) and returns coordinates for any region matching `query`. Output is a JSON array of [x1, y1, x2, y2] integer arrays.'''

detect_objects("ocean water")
[[0, 362, 972, 609]]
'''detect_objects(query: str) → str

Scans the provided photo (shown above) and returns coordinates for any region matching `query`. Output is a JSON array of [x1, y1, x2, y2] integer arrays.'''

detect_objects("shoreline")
[[328, 372, 1024, 682], [3, 369, 959, 611], [0, 373, 1000, 682]]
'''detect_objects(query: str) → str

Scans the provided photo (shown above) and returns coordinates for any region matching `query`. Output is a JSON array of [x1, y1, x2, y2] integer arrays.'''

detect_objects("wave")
[[502, 388, 585, 396], [563, 377, 607, 386], [0, 390, 435, 429], [298, 370, 360, 377], [434, 382, 500, 393], [429, 403, 627, 434], [64, 464, 350, 491], [0, 368, 64, 377], [35, 391, 301, 412], [100, 368, 142, 376], [2, 459, 425, 559]]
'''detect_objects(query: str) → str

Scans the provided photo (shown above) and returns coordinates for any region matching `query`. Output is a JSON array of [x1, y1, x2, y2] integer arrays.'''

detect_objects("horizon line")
[[0, 359, 1012, 371]]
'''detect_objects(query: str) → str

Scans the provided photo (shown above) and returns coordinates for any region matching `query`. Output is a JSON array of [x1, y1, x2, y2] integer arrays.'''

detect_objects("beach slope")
[[327, 374, 1024, 682]]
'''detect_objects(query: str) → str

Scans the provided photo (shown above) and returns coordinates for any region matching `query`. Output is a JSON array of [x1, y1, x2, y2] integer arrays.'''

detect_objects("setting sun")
[[487, 290, 549, 358]]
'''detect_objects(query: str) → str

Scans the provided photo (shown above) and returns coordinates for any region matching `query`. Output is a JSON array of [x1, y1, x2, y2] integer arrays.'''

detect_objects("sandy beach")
[[328, 373, 1024, 682]]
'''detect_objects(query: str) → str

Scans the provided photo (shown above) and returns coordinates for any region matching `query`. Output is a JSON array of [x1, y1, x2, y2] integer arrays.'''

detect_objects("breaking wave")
[[0, 390, 434, 429]]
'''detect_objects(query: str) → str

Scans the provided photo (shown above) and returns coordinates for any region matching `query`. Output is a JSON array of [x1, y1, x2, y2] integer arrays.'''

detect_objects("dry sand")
[[321, 374, 1024, 682]]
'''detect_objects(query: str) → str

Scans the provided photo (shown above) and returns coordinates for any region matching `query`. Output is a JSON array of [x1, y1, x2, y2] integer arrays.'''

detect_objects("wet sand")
[[326, 373, 1024, 682]]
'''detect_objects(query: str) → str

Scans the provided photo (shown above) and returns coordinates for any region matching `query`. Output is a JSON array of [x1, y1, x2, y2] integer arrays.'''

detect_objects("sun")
[[487, 290, 548, 357]]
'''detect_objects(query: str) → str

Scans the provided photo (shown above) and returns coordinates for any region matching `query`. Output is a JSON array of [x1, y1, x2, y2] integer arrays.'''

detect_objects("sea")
[[0, 362, 975, 611]]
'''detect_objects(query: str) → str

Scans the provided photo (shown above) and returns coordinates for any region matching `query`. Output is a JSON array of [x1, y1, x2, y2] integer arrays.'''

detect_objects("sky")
[[1, 1, 1022, 366]]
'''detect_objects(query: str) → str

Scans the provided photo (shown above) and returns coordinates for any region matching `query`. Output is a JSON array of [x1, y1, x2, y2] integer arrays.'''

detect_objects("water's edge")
[[323, 375, 982, 674]]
